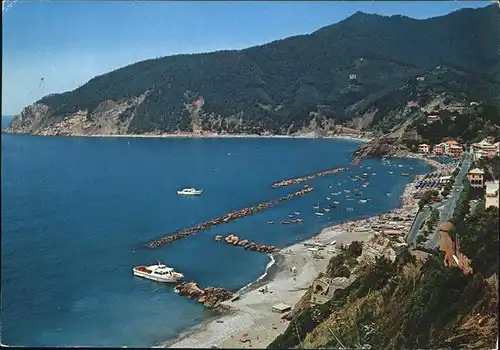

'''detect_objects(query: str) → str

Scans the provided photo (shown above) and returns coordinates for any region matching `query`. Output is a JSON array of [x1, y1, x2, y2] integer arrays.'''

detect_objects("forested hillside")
[[5, 4, 500, 136]]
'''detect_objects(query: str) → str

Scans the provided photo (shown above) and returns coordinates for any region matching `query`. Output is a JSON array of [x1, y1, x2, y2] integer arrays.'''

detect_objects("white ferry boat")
[[133, 263, 184, 283], [177, 188, 203, 196]]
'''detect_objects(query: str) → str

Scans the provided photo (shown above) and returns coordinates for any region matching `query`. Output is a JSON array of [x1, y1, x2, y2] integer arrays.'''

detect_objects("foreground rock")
[[215, 234, 280, 253], [175, 281, 234, 309]]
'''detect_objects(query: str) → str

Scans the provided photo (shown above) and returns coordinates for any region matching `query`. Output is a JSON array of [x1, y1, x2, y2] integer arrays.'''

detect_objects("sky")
[[2, 1, 494, 116]]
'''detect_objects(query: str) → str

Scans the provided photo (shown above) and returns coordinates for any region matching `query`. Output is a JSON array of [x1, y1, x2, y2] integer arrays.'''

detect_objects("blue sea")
[[1, 116, 432, 347]]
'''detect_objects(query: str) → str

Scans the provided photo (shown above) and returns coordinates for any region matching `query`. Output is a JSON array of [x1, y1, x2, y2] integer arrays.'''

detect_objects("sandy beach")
[[162, 153, 453, 349], [165, 175, 421, 349], [166, 228, 372, 349], [22, 131, 370, 143]]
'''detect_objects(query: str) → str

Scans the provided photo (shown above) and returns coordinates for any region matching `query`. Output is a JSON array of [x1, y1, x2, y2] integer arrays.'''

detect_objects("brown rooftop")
[[439, 222, 454, 233]]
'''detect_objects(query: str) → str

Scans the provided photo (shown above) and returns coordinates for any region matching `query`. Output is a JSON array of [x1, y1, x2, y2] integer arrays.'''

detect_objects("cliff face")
[[4, 5, 499, 136], [3, 94, 148, 136]]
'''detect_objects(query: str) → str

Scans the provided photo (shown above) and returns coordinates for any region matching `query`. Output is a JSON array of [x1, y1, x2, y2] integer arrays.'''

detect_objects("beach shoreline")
[[163, 161, 428, 348], [3, 130, 370, 143], [161, 153, 452, 348]]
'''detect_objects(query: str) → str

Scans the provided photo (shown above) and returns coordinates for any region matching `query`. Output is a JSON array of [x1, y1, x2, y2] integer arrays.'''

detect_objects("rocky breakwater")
[[215, 234, 280, 253], [147, 187, 314, 248], [175, 281, 234, 309], [271, 167, 345, 188]]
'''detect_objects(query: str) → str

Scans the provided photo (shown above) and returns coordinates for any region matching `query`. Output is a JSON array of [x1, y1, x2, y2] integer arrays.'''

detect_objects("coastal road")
[[425, 152, 472, 250], [405, 206, 431, 246]]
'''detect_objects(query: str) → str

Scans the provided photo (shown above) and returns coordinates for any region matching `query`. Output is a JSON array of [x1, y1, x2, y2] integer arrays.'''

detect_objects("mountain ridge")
[[4, 4, 499, 136]]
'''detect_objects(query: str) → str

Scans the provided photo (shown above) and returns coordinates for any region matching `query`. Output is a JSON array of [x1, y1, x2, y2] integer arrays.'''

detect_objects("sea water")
[[1, 117, 431, 346]]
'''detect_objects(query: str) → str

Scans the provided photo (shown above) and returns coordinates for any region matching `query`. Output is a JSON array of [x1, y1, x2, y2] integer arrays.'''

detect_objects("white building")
[[485, 180, 499, 209]]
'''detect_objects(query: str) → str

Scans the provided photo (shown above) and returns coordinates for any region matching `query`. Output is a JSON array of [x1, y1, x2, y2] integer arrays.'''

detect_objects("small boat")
[[333, 201, 340, 204], [398, 164, 403, 168], [329, 240, 337, 245], [326, 197, 331, 200], [267, 221, 274, 224], [323, 208, 331, 212], [294, 211, 301, 215], [344, 189, 350, 193], [288, 214, 295, 218], [177, 188, 203, 196], [362, 184, 368, 188], [358, 199, 368, 204], [346, 207, 354, 211], [308, 247, 319, 252], [386, 193, 392, 197], [315, 202, 324, 216], [401, 173, 410, 177], [133, 263, 184, 283], [372, 173, 376, 176], [296, 218, 304, 223], [282, 221, 291, 224], [388, 171, 394, 175]]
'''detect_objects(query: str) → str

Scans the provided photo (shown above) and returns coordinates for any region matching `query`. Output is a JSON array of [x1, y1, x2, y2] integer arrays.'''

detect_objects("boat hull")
[[133, 268, 183, 283], [177, 191, 202, 196]]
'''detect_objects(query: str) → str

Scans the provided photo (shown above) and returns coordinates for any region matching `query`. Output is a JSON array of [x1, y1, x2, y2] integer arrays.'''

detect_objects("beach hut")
[[271, 303, 292, 313]]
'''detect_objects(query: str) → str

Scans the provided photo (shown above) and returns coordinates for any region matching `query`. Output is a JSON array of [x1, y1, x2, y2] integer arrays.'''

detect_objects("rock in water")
[[175, 281, 234, 309]]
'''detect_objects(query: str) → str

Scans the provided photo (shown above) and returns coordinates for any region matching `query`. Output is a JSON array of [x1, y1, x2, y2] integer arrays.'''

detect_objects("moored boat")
[[177, 188, 203, 196], [133, 263, 184, 283]]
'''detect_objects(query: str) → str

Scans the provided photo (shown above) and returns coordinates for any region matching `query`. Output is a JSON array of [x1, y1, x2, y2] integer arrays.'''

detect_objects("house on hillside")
[[448, 145, 463, 158], [443, 140, 462, 157], [467, 168, 485, 188], [433, 143, 447, 155], [418, 144, 430, 153], [471, 140, 497, 161], [427, 115, 441, 124], [310, 276, 355, 305], [438, 222, 472, 275], [485, 180, 499, 209]]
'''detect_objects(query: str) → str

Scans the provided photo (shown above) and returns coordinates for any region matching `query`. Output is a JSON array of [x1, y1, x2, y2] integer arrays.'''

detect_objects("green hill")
[[5, 4, 500, 136]]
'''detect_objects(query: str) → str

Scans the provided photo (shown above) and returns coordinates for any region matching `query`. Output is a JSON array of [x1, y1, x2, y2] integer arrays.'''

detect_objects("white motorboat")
[[133, 263, 184, 283], [177, 188, 203, 196]]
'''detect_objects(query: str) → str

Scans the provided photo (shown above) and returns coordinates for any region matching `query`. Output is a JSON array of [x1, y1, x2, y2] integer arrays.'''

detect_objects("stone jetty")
[[174, 281, 234, 309], [271, 167, 345, 188], [147, 187, 313, 249], [215, 234, 280, 253]]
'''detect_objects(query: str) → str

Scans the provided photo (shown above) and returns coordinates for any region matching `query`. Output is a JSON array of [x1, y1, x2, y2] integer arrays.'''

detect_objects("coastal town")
[[3, 1, 499, 348], [168, 134, 499, 349]]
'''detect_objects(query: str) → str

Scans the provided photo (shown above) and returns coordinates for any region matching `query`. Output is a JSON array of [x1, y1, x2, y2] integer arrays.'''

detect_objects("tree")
[[416, 235, 426, 245], [348, 241, 363, 258]]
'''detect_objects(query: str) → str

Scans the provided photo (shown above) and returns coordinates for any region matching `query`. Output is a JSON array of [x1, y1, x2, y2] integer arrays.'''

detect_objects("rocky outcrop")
[[4, 93, 148, 136], [175, 281, 234, 309], [351, 135, 404, 164], [3, 103, 52, 134], [215, 234, 280, 253]]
